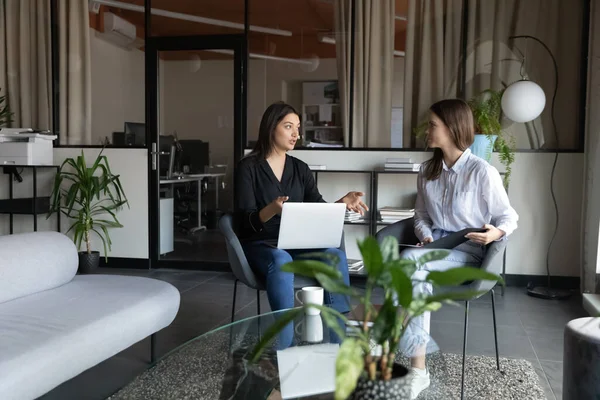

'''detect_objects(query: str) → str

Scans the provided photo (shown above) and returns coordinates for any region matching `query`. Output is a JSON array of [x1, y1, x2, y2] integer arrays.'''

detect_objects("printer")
[[0, 130, 57, 166]]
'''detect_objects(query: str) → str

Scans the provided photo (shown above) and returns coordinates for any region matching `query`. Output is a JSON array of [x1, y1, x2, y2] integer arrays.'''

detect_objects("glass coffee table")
[[109, 309, 451, 399]]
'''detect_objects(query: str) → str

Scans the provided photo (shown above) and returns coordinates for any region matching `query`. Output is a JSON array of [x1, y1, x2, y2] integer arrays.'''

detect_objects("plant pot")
[[470, 134, 497, 162], [78, 251, 100, 274], [351, 363, 412, 400]]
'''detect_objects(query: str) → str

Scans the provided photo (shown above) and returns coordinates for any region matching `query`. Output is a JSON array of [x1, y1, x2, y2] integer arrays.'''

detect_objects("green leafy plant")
[[250, 236, 503, 400], [0, 88, 13, 127], [468, 89, 516, 188], [47, 149, 128, 260]]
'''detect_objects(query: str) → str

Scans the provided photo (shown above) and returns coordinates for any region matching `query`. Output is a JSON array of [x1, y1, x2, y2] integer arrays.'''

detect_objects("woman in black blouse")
[[235, 102, 368, 314]]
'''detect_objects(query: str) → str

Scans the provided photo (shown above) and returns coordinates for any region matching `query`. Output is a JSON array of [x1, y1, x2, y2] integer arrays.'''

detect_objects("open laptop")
[[276, 202, 346, 249]]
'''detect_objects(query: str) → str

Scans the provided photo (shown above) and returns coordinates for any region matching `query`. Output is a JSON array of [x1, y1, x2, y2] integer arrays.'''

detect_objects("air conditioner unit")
[[100, 12, 143, 50]]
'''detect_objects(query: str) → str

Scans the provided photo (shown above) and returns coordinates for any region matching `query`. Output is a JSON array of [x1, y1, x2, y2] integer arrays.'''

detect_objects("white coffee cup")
[[295, 286, 324, 315], [295, 314, 324, 343]]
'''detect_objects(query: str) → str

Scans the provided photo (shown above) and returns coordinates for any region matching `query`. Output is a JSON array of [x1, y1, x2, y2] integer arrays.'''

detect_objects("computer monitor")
[[159, 135, 176, 178], [124, 122, 146, 146], [178, 140, 209, 174]]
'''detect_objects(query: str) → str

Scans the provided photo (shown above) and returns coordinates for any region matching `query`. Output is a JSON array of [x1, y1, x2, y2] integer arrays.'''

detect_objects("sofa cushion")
[[0, 274, 180, 400], [0, 232, 78, 304]]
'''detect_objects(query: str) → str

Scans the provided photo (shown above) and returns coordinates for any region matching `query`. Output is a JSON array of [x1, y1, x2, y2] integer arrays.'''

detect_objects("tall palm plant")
[[48, 149, 128, 260]]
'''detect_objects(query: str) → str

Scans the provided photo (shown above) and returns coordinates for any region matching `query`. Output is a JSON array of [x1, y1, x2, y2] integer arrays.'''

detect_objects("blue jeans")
[[242, 241, 351, 314]]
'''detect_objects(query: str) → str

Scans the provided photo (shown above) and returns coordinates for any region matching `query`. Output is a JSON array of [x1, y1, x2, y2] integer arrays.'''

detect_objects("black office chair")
[[219, 214, 328, 322], [376, 217, 506, 400]]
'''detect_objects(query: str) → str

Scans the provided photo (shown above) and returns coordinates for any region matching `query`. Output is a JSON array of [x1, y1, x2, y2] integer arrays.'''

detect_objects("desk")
[[160, 173, 225, 232]]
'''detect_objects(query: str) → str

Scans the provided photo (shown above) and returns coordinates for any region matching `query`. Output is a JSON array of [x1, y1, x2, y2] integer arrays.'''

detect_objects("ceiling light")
[[319, 36, 405, 57], [203, 49, 314, 65], [94, 0, 292, 37]]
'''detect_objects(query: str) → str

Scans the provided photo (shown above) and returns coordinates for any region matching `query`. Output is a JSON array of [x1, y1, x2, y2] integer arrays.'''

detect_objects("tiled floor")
[[39, 268, 587, 400]]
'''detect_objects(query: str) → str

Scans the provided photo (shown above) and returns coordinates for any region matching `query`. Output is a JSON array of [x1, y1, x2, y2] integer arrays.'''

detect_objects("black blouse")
[[234, 154, 325, 242]]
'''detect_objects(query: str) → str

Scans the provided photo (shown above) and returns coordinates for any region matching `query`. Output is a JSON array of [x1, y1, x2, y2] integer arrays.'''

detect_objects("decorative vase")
[[351, 363, 412, 400], [78, 251, 100, 274], [470, 134, 497, 162]]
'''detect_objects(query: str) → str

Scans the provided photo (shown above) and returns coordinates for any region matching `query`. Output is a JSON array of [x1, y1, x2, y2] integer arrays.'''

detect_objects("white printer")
[[0, 130, 57, 166]]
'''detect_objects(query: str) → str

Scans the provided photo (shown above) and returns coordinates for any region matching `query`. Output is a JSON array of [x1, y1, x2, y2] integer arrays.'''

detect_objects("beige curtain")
[[0, 0, 52, 130], [403, 0, 464, 147], [59, 0, 91, 145], [581, 0, 600, 294], [335, 0, 395, 148], [464, 0, 583, 149]]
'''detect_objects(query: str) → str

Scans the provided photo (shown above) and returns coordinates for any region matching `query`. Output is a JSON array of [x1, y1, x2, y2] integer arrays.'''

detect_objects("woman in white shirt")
[[404, 99, 518, 399]]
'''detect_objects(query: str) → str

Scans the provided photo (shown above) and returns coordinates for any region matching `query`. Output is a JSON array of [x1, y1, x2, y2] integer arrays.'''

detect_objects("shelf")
[[344, 220, 370, 225], [0, 197, 51, 214], [304, 126, 342, 130], [314, 169, 373, 174], [375, 169, 419, 174]]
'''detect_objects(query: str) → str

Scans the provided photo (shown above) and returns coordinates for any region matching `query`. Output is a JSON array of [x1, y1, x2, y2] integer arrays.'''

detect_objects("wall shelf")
[[1, 165, 60, 234]]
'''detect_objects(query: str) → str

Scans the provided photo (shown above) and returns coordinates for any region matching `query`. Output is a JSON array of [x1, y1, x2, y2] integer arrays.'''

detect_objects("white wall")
[[52, 148, 149, 259], [90, 29, 145, 144], [288, 149, 584, 277]]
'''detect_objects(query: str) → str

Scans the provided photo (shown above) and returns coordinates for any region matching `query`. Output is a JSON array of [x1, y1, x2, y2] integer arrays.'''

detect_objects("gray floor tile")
[[529, 328, 564, 362], [528, 358, 557, 400], [540, 361, 563, 400]]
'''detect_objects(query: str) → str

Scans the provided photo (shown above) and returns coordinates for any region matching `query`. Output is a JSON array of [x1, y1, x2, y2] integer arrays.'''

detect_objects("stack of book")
[[347, 259, 364, 272], [383, 157, 421, 172], [345, 210, 364, 223], [378, 207, 415, 224]]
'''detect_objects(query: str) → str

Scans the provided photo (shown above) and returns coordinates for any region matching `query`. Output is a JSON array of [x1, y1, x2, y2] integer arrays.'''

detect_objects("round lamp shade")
[[501, 80, 546, 123]]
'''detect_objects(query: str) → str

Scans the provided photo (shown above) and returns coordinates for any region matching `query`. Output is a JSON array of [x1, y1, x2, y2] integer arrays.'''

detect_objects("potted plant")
[[48, 149, 128, 273], [467, 89, 516, 188], [250, 236, 503, 400], [0, 88, 13, 127]]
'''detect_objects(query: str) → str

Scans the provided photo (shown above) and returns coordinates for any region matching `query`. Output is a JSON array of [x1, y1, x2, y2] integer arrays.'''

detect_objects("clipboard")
[[400, 228, 487, 250]]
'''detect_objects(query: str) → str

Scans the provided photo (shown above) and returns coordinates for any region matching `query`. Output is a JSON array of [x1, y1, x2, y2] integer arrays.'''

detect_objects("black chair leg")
[[257, 290, 261, 315], [491, 289, 500, 370], [231, 279, 238, 323], [150, 333, 157, 364], [461, 301, 469, 400]]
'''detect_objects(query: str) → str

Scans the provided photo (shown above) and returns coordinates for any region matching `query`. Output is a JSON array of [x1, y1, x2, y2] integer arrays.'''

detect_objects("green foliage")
[[251, 235, 503, 399], [0, 88, 13, 127], [468, 89, 516, 188], [47, 149, 128, 260]]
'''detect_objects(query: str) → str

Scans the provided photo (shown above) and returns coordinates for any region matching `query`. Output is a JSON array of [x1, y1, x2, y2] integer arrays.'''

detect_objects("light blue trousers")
[[399, 241, 486, 357]]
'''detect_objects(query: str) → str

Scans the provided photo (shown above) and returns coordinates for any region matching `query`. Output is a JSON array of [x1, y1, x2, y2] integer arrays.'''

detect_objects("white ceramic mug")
[[295, 314, 324, 343], [295, 286, 324, 315]]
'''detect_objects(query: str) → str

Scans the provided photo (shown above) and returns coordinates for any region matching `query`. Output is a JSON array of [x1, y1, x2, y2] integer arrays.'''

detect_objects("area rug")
[[108, 333, 547, 400]]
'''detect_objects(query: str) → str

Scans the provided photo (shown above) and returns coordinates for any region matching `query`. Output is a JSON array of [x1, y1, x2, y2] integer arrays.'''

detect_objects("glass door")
[[147, 36, 246, 269]]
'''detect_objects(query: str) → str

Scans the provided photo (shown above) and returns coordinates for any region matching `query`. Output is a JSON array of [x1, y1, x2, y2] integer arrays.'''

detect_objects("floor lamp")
[[500, 35, 572, 300]]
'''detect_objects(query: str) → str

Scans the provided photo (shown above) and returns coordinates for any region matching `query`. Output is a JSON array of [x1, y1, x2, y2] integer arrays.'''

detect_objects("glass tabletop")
[[109, 309, 452, 400]]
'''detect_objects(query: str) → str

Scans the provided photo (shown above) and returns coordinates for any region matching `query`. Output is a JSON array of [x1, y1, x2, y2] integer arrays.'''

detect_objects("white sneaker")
[[409, 367, 430, 399]]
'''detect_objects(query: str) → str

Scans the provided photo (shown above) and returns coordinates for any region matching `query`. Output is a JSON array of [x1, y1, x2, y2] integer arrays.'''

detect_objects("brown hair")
[[424, 99, 475, 181]]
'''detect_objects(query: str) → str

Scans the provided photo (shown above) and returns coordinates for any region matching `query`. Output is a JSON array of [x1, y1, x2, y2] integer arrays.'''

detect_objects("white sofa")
[[0, 231, 180, 400]]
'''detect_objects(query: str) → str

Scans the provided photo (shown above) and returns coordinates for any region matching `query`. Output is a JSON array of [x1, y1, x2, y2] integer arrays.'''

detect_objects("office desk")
[[160, 173, 225, 232]]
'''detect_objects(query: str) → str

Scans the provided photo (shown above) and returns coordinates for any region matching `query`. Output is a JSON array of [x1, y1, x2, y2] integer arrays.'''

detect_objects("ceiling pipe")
[[92, 0, 293, 37]]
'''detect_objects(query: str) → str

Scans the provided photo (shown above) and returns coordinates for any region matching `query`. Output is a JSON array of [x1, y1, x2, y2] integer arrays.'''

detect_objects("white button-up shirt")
[[414, 148, 518, 241]]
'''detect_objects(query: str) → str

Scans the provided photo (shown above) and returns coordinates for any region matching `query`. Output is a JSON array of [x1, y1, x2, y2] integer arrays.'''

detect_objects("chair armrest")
[[375, 217, 419, 246], [469, 239, 507, 294]]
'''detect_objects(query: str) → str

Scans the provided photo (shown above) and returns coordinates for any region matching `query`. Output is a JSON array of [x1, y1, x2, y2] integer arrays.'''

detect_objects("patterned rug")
[[108, 333, 547, 400]]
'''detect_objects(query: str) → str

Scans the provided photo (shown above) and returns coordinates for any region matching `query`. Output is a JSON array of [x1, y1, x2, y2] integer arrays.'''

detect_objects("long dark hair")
[[250, 101, 299, 159], [424, 99, 475, 181]]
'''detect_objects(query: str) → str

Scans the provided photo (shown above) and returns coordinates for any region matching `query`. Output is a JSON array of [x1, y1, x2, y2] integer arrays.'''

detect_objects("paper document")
[[276, 343, 339, 399]]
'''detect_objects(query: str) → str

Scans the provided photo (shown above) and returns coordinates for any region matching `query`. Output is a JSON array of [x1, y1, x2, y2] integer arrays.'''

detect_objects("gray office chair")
[[219, 214, 324, 322], [376, 217, 506, 400]]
